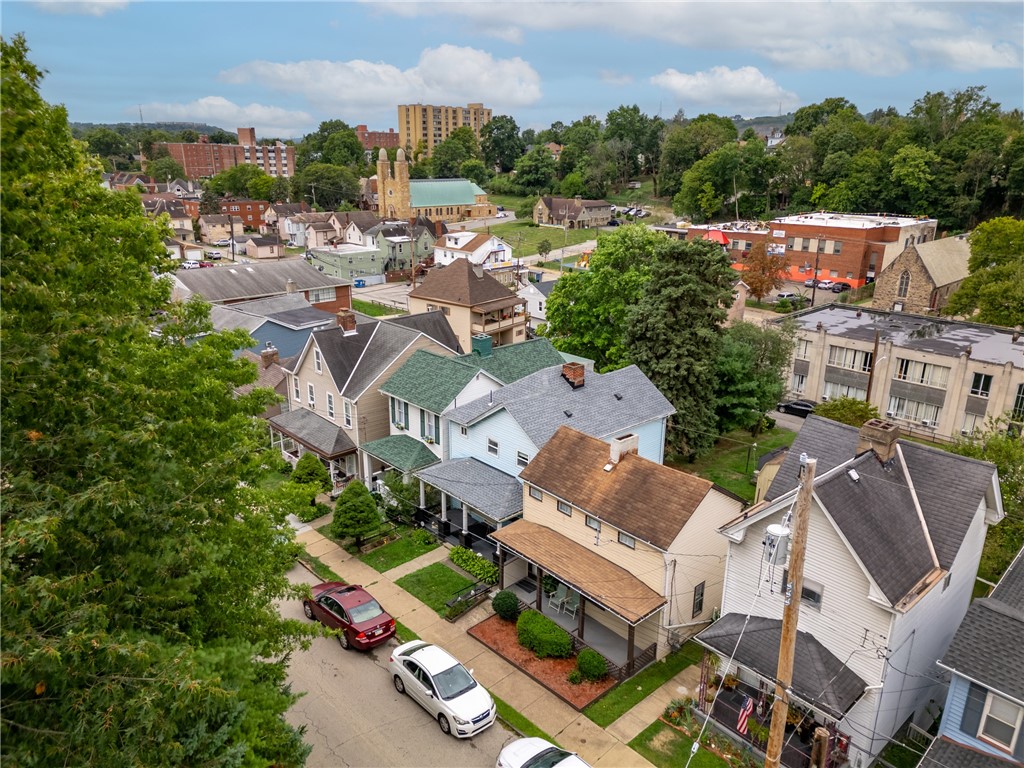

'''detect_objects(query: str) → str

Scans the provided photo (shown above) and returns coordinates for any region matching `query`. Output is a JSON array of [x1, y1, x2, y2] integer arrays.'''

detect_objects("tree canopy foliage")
[[945, 217, 1024, 327], [714, 321, 796, 434], [812, 397, 882, 427], [331, 480, 380, 546], [1, 35, 311, 766]]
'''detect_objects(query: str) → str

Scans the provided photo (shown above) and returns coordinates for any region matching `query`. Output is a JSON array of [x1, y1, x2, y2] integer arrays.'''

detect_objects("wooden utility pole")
[[765, 456, 817, 768]]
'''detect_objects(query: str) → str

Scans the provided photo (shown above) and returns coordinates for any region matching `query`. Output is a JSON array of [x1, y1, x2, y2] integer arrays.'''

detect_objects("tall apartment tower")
[[397, 103, 492, 158]]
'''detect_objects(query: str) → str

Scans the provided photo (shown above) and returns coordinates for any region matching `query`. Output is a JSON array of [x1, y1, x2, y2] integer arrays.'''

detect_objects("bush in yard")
[[331, 480, 380, 547], [410, 528, 435, 547], [576, 648, 608, 681], [295, 501, 331, 524], [567, 669, 582, 685], [516, 610, 572, 658], [291, 452, 332, 493], [449, 546, 499, 585], [492, 589, 520, 622]]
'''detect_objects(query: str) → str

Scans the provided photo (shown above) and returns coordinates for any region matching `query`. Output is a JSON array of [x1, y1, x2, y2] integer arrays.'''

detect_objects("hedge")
[[449, 546, 499, 585], [576, 648, 608, 681], [517, 609, 572, 659], [492, 589, 520, 622]]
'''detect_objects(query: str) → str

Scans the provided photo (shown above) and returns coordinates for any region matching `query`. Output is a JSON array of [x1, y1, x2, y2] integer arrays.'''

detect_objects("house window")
[[391, 398, 409, 429], [887, 395, 941, 424], [823, 381, 867, 400], [970, 373, 993, 398], [1012, 383, 1024, 421], [557, 500, 571, 516], [460, 425, 468, 437], [792, 373, 807, 394], [529, 486, 542, 501], [487, 438, 498, 456], [516, 451, 529, 468], [618, 532, 636, 549], [795, 339, 811, 360], [307, 383, 315, 409], [942, 572, 952, 591], [962, 413, 983, 435], [314, 348, 322, 373], [292, 375, 300, 402], [585, 515, 601, 532], [783, 570, 823, 609], [894, 358, 950, 388], [326, 393, 335, 419], [343, 400, 352, 428], [308, 287, 337, 303], [979, 692, 1023, 752], [817, 239, 827, 253], [827, 345, 873, 372], [692, 581, 705, 618], [800, 238, 809, 252], [833, 241, 842, 255], [897, 270, 911, 298]]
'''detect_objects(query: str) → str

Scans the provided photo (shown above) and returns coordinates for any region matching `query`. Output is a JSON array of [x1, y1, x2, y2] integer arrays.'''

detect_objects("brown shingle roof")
[[409, 257, 520, 308], [519, 427, 721, 550], [490, 519, 666, 624], [442, 233, 491, 253]]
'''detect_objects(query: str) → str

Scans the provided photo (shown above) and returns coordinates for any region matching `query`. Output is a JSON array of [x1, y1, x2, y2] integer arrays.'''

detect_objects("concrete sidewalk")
[[295, 527, 698, 767]]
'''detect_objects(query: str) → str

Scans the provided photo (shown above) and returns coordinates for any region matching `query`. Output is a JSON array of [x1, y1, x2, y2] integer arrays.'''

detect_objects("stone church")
[[375, 148, 496, 224]]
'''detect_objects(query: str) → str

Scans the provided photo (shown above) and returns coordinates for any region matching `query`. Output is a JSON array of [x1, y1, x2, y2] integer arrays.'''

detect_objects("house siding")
[[600, 418, 667, 465], [451, 408, 536, 477], [409, 295, 473, 353], [939, 676, 1023, 760], [292, 339, 341, 424]]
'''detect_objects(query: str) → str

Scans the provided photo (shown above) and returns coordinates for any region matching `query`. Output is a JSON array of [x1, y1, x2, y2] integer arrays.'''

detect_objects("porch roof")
[[268, 408, 356, 459], [695, 613, 867, 720], [490, 519, 666, 625], [360, 434, 439, 473], [919, 735, 1018, 768], [415, 458, 523, 522]]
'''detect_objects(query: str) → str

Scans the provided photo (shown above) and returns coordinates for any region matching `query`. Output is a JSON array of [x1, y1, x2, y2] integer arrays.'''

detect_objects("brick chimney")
[[609, 433, 639, 465], [434, 220, 443, 238], [856, 418, 900, 463], [336, 310, 357, 334], [562, 362, 585, 389], [285, 278, 297, 294], [260, 342, 280, 368]]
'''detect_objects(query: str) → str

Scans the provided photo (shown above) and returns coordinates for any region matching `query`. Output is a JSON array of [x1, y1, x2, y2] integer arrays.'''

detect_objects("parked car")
[[496, 205, 504, 211], [302, 582, 395, 650], [775, 291, 800, 302], [286, 240, 299, 248], [495, 212, 508, 218], [804, 277, 820, 287], [180, 260, 201, 270], [389, 640, 496, 738], [777, 399, 817, 418], [831, 282, 853, 293], [497, 738, 592, 768], [213, 238, 231, 247], [816, 279, 835, 290], [198, 261, 216, 268], [207, 250, 223, 259], [607, 219, 621, 227], [636, 210, 650, 218]]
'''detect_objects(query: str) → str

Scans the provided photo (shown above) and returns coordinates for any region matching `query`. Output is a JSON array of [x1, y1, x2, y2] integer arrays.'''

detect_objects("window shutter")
[[391, 398, 396, 424], [420, 409, 425, 439], [434, 417, 441, 444], [960, 682, 986, 736], [403, 405, 409, 430]]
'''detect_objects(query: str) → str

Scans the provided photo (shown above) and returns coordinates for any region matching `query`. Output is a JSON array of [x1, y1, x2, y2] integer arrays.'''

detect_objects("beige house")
[[260, 202, 309, 238], [779, 305, 1024, 441], [199, 214, 243, 243], [493, 427, 747, 673], [534, 196, 612, 229], [240, 236, 282, 260], [408, 257, 527, 351], [872, 235, 971, 314]]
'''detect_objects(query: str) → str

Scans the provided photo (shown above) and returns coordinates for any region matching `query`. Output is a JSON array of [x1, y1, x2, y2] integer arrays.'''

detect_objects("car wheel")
[[302, 602, 314, 620], [437, 714, 451, 735], [393, 675, 405, 694], [338, 631, 351, 650]]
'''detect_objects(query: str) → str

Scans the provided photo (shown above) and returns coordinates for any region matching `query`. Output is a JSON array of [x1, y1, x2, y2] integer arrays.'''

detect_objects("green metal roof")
[[409, 179, 487, 208], [469, 339, 566, 385], [359, 434, 440, 473], [380, 350, 480, 414]]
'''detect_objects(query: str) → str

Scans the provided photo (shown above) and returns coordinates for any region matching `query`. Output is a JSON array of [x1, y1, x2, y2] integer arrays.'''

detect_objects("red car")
[[303, 582, 396, 650]]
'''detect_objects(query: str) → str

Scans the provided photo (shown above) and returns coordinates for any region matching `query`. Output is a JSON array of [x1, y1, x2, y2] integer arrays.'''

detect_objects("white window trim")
[[979, 691, 1023, 752], [487, 437, 499, 456], [343, 399, 352, 429], [516, 451, 529, 468], [326, 392, 335, 419], [618, 531, 636, 549], [307, 383, 315, 409], [292, 375, 300, 402], [314, 348, 322, 374], [585, 515, 601, 532]]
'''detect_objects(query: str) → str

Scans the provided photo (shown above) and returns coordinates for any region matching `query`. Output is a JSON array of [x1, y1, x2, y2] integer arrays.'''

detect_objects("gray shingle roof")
[[447, 364, 674, 449], [919, 736, 1020, 768], [765, 416, 998, 605], [268, 408, 355, 458], [941, 548, 1024, 701], [696, 613, 867, 719], [173, 261, 350, 304], [386, 310, 461, 353], [415, 458, 523, 522]]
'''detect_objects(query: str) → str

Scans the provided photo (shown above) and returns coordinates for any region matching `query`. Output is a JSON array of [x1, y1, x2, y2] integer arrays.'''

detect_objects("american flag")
[[737, 695, 754, 735]]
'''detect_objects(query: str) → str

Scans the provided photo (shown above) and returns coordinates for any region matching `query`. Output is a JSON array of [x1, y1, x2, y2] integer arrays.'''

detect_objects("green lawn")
[[358, 530, 438, 573], [629, 720, 731, 768], [298, 554, 344, 584], [585, 642, 703, 727], [259, 470, 291, 492], [667, 428, 798, 502], [488, 220, 599, 257], [394, 620, 420, 644], [352, 298, 405, 317], [394, 562, 475, 615], [486, 193, 530, 210], [492, 693, 557, 742]]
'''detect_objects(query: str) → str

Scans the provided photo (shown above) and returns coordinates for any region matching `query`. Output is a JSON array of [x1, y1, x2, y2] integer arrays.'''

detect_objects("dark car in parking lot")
[[778, 399, 817, 418], [831, 282, 853, 293], [303, 582, 395, 650]]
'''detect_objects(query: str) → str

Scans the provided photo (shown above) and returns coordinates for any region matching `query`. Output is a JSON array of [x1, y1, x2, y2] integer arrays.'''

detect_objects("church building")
[[376, 148, 496, 224]]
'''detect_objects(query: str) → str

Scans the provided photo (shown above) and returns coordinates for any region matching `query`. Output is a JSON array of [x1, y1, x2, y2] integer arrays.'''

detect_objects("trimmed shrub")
[[567, 669, 582, 685], [492, 589, 520, 622], [576, 648, 608, 682], [449, 545, 499, 585], [295, 501, 331, 523], [410, 528, 435, 547], [516, 609, 572, 659], [291, 452, 332, 493]]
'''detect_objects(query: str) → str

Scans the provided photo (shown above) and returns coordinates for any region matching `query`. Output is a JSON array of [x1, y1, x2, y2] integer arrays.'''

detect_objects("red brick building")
[[157, 128, 296, 179], [219, 198, 271, 229], [355, 125, 401, 151]]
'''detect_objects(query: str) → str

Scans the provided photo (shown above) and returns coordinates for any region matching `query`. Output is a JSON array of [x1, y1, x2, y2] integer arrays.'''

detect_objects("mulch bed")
[[468, 612, 615, 710]]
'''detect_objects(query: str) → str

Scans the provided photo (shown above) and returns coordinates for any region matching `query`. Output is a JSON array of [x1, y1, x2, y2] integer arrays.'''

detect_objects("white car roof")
[[402, 642, 460, 674]]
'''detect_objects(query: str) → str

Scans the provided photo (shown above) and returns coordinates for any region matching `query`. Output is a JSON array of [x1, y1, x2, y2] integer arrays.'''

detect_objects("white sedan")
[[817, 279, 835, 290], [497, 738, 592, 768], [388, 641, 496, 738], [495, 212, 508, 218]]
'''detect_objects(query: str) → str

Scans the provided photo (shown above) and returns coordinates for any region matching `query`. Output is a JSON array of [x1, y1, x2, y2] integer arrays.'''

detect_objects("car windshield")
[[348, 598, 384, 624], [432, 662, 477, 700], [524, 747, 573, 768]]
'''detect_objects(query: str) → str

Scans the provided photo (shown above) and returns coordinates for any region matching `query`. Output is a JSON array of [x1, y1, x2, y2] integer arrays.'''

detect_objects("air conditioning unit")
[[886, 411, 895, 418], [921, 419, 932, 426], [961, 429, 971, 436], [821, 395, 829, 402]]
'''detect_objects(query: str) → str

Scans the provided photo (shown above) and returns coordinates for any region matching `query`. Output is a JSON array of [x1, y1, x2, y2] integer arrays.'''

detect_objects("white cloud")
[[138, 96, 312, 139], [600, 70, 633, 86], [32, 0, 129, 16], [911, 37, 1022, 71], [651, 66, 799, 114], [220, 44, 541, 117]]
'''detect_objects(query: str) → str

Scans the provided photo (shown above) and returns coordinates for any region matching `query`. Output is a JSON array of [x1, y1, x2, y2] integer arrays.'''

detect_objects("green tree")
[[207, 163, 266, 198], [293, 163, 359, 210], [331, 480, 380, 546], [481, 114, 524, 172], [513, 145, 557, 193], [787, 97, 858, 136], [145, 154, 186, 183], [459, 158, 490, 186], [1, 35, 310, 766], [269, 175, 293, 203], [297, 119, 363, 170], [625, 237, 736, 458], [291, 452, 332, 493], [248, 173, 276, 201], [889, 144, 939, 213], [742, 240, 788, 301], [537, 239, 552, 260], [714, 321, 796, 434], [544, 224, 668, 371], [559, 170, 587, 197], [945, 216, 1024, 326], [812, 397, 881, 427], [83, 126, 132, 170], [431, 134, 474, 178]]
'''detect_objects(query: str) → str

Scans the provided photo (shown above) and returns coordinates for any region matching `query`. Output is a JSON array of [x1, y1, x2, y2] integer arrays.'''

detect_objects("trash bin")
[[354, 279, 366, 288]]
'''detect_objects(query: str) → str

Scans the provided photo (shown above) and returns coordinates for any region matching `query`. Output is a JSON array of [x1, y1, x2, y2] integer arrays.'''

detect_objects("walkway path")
[[293, 524, 704, 767]]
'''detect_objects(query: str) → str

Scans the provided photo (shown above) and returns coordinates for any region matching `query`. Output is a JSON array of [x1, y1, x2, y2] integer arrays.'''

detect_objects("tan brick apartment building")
[[398, 103, 491, 157], [157, 128, 296, 179], [355, 125, 401, 150], [670, 212, 938, 288]]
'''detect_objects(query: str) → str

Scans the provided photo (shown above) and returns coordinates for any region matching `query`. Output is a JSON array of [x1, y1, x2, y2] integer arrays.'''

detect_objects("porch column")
[[460, 505, 468, 547], [498, 548, 505, 590], [626, 624, 636, 675], [361, 449, 372, 485], [418, 480, 425, 508], [440, 493, 448, 525], [535, 569, 544, 609], [577, 600, 585, 637]]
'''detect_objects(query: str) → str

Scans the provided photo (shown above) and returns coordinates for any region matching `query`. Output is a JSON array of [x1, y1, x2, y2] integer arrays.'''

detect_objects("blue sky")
[[5, 1, 1022, 139]]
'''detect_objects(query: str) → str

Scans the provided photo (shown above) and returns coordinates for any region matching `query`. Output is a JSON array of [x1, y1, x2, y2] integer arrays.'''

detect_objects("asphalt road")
[[281, 564, 515, 767]]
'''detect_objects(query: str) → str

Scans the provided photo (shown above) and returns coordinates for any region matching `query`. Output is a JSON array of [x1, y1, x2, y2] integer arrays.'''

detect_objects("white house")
[[434, 231, 513, 271], [517, 277, 557, 330]]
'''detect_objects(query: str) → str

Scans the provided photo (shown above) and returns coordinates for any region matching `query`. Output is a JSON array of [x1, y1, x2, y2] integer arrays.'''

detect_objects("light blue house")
[[923, 546, 1024, 767]]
